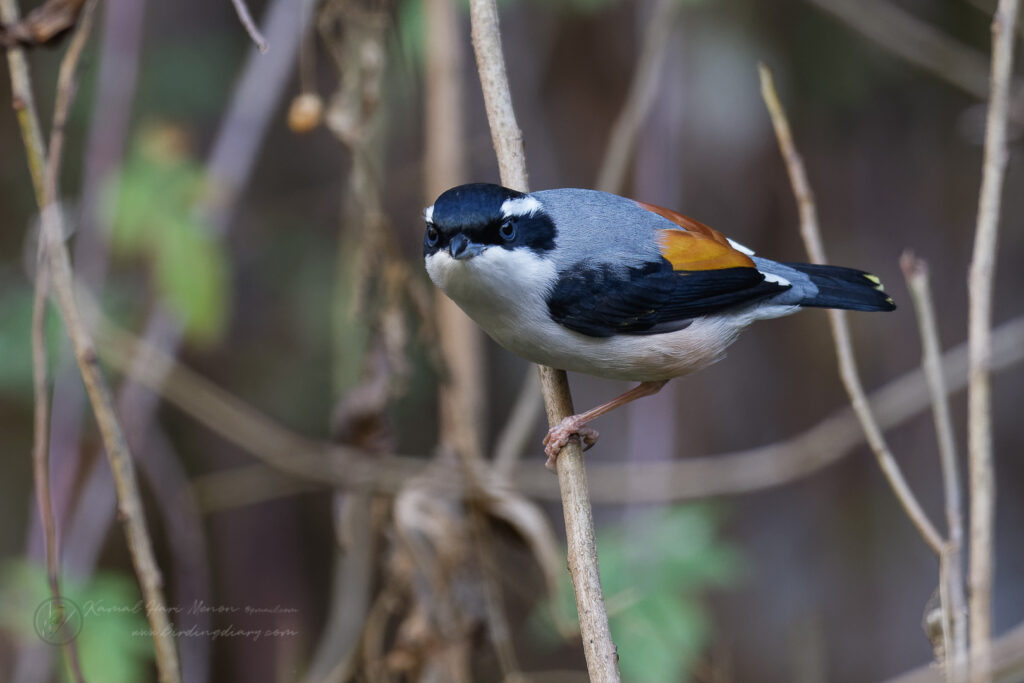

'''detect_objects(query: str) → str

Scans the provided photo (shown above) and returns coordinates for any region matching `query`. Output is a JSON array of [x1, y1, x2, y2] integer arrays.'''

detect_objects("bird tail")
[[783, 263, 896, 312]]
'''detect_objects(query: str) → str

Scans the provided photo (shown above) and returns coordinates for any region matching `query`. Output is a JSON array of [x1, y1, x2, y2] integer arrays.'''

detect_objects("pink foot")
[[543, 416, 599, 469]]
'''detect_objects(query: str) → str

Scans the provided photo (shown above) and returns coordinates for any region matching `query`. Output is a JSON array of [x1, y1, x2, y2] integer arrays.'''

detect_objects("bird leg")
[[542, 380, 669, 469]]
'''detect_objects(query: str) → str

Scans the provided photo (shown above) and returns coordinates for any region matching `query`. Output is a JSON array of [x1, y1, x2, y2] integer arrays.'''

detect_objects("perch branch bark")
[[467, 1, 620, 680]]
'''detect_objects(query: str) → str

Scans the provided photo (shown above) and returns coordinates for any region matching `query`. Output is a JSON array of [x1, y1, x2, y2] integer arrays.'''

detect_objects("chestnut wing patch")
[[634, 199, 757, 272], [547, 260, 789, 337]]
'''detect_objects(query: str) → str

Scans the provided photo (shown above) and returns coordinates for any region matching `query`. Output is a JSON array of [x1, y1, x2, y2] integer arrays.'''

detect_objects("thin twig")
[[0, 0, 46, 205], [901, 252, 968, 676], [32, 249, 87, 683], [2, 0, 182, 679], [759, 63, 945, 556], [229, 0, 268, 52], [595, 0, 680, 194], [47, 10, 303, 679], [41, 160, 183, 683], [27, 7, 101, 680], [467, 1, 619, 680], [967, 0, 1021, 674]]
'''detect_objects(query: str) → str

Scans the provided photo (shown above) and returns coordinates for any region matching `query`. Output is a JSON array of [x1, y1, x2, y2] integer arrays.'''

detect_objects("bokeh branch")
[[806, 0, 1024, 124], [92, 296, 1024, 506], [467, 1, 620, 680], [595, 0, 681, 194], [967, 0, 1020, 673], [759, 64, 945, 556]]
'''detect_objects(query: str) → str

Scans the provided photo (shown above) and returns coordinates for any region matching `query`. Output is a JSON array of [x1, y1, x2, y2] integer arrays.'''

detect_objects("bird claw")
[[543, 416, 599, 470]]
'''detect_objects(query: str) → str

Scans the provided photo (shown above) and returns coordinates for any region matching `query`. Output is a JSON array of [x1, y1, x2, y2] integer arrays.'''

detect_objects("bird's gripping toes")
[[422, 183, 895, 468]]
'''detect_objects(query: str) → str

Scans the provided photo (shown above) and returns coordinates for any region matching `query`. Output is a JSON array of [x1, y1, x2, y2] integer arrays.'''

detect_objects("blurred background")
[[1, 0, 1022, 681]]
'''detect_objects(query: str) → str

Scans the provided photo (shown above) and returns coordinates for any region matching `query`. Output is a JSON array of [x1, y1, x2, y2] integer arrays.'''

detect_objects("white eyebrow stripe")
[[500, 196, 543, 218], [727, 237, 755, 256], [423, 205, 434, 223]]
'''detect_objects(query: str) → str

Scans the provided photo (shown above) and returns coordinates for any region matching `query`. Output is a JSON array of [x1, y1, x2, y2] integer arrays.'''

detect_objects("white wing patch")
[[500, 196, 543, 219], [760, 271, 791, 287], [727, 238, 755, 256], [423, 204, 434, 223]]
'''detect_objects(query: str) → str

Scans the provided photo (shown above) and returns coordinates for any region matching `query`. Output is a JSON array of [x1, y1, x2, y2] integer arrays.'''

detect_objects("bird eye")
[[499, 220, 516, 241], [425, 225, 439, 247]]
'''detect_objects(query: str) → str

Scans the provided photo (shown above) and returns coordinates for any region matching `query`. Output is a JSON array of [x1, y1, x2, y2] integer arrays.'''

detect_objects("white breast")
[[425, 247, 767, 382]]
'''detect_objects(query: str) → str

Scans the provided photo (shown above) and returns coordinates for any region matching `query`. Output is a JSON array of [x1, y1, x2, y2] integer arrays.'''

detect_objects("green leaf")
[[104, 123, 231, 345], [530, 504, 744, 679], [153, 217, 229, 346], [0, 559, 153, 683], [70, 573, 153, 683]]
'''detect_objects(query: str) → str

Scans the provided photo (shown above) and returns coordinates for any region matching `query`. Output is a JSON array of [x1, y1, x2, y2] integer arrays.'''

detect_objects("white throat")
[[424, 246, 557, 349]]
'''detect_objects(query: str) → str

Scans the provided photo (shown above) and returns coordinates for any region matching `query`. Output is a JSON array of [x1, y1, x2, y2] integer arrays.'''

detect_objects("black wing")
[[546, 260, 789, 337]]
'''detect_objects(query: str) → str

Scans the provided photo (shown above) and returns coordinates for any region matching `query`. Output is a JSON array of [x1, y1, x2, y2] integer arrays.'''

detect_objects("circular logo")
[[33, 597, 83, 645]]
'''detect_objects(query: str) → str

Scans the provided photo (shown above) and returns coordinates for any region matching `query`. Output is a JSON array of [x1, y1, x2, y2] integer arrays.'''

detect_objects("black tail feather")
[[785, 262, 896, 312]]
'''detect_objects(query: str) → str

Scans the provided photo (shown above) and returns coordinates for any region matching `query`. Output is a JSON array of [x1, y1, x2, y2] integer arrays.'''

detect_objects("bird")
[[422, 183, 895, 468]]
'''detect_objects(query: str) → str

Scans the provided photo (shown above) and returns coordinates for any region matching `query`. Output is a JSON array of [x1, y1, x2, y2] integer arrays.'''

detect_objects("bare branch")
[[0, 0, 46, 204], [967, 0, 1021, 672], [902, 252, 968, 674], [759, 63, 945, 556], [467, 0, 529, 193]]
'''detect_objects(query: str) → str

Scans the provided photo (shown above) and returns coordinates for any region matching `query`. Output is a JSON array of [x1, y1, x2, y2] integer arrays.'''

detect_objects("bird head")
[[423, 183, 555, 264]]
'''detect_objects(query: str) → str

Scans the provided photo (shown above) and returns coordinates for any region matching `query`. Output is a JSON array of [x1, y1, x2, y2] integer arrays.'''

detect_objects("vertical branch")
[[467, 0, 528, 192], [902, 253, 968, 675], [28, 6, 102, 680], [467, 1, 621, 680], [31, 255, 87, 683], [759, 64, 945, 556], [2, 0, 182, 680], [967, 0, 1020, 673], [0, 0, 45, 204]]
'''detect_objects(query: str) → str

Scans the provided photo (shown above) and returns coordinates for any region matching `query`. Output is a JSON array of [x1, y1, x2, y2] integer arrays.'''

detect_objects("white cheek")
[[424, 251, 459, 292]]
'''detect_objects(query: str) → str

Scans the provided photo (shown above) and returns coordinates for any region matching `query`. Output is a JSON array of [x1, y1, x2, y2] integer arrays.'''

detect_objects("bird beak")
[[449, 233, 483, 260]]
